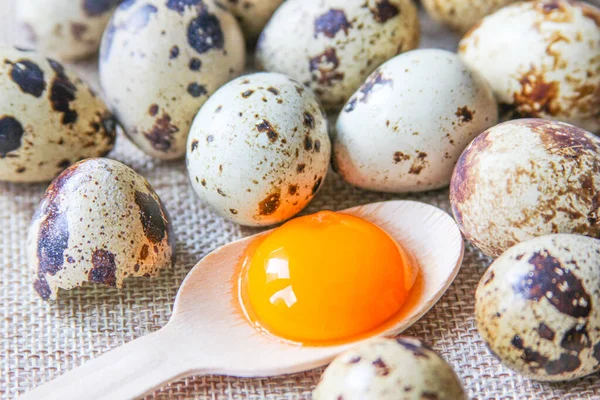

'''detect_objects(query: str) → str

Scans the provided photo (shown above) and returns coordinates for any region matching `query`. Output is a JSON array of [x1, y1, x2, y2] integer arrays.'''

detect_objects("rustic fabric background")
[[1, 1, 600, 399]]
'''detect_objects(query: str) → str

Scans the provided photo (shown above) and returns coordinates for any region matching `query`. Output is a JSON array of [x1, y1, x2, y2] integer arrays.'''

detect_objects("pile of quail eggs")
[[1, 0, 599, 396]]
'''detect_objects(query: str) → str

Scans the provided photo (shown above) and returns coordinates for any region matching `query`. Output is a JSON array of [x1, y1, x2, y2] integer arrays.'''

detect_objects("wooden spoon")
[[20, 200, 464, 400]]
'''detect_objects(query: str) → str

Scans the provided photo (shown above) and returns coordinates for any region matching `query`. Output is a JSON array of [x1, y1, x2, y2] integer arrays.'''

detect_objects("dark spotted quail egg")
[[450, 119, 600, 258], [27, 158, 176, 301], [313, 337, 466, 400], [16, 0, 122, 61], [186, 72, 330, 227], [334, 49, 498, 193], [100, 0, 245, 160], [476, 234, 600, 381], [0, 47, 116, 183], [422, 0, 519, 33], [459, 0, 600, 133], [216, 0, 283, 41], [256, 0, 420, 110]]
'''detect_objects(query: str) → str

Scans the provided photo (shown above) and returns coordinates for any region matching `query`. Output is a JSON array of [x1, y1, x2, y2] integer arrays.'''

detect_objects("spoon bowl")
[[20, 200, 463, 400]]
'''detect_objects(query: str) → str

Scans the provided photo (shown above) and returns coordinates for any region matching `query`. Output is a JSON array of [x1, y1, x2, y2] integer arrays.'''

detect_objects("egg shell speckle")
[[0, 47, 116, 183], [99, 0, 245, 160], [27, 158, 176, 301], [216, 0, 283, 41], [186, 72, 331, 227], [458, 0, 600, 133], [256, 0, 420, 110], [313, 337, 466, 400], [16, 0, 122, 61], [334, 49, 498, 193], [422, 0, 519, 33], [450, 118, 600, 258], [476, 234, 600, 381]]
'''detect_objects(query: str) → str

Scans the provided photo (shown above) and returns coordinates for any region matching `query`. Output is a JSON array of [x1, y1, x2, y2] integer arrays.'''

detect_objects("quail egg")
[[0, 47, 116, 183], [477, 234, 600, 381], [459, 0, 600, 133], [450, 118, 600, 258], [334, 49, 498, 193], [28, 158, 176, 301], [186, 72, 330, 227], [313, 337, 466, 400], [422, 0, 519, 33], [256, 0, 420, 110], [100, 0, 245, 160], [16, 0, 122, 61], [216, 0, 284, 41]]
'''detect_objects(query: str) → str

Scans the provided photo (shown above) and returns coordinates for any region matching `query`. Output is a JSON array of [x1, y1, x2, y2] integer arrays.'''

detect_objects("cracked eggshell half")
[[422, 0, 519, 33], [256, 0, 420, 110], [458, 0, 600, 133], [476, 234, 600, 381], [450, 119, 600, 258], [16, 0, 122, 61], [216, 0, 284, 41], [0, 47, 116, 183], [313, 337, 466, 400], [99, 0, 245, 160], [28, 158, 176, 301], [334, 49, 498, 193], [186, 72, 330, 227]]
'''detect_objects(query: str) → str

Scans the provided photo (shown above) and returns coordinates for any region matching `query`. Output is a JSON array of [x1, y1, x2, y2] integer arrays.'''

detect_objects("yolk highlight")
[[240, 211, 417, 344]]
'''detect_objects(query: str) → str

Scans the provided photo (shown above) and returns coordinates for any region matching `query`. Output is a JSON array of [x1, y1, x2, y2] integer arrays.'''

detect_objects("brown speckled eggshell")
[[476, 234, 600, 381], [450, 118, 600, 258], [27, 158, 176, 301], [216, 0, 284, 41], [422, 0, 519, 33], [313, 337, 466, 400]]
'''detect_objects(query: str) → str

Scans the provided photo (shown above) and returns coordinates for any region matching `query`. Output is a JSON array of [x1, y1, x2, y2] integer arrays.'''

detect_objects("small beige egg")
[[458, 0, 600, 133], [0, 47, 116, 183], [313, 337, 466, 400], [334, 49, 498, 193], [476, 234, 600, 381], [422, 0, 519, 33], [186, 72, 330, 227], [16, 0, 122, 61], [216, 0, 284, 41], [100, 0, 245, 160], [27, 158, 176, 301], [450, 118, 600, 258], [256, 0, 420, 110]]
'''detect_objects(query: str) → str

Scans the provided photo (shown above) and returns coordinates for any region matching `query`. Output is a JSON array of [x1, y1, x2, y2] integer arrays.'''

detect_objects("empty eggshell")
[[27, 158, 176, 301], [0, 47, 116, 183], [100, 0, 245, 160], [216, 0, 284, 41], [476, 234, 600, 381], [450, 118, 600, 258], [422, 0, 519, 33], [334, 49, 498, 193], [313, 337, 466, 400], [16, 0, 122, 61], [458, 0, 600, 133], [256, 0, 420, 110], [186, 72, 330, 227]]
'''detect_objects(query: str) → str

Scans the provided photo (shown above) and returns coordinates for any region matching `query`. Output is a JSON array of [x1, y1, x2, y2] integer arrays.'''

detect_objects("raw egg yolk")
[[240, 211, 417, 344]]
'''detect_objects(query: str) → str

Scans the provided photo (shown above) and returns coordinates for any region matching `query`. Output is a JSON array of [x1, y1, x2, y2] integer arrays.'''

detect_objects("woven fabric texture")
[[1, 1, 600, 399]]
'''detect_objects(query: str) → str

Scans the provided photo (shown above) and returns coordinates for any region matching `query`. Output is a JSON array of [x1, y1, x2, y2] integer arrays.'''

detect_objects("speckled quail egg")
[[27, 158, 176, 301], [334, 49, 498, 193], [313, 337, 466, 400], [186, 72, 330, 227], [100, 0, 245, 160], [216, 0, 283, 41], [256, 0, 420, 110], [16, 0, 122, 61], [459, 0, 600, 133], [477, 234, 600, 381], [422, 0, 519, 33], [0, 47, 116, 183], [450, 118, 600, 258]]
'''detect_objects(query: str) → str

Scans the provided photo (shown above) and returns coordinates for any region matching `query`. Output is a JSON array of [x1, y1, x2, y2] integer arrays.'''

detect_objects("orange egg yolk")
[[239, 211, 417, 344]]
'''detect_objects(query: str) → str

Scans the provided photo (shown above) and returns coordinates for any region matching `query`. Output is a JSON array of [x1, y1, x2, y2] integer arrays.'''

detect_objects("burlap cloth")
[[1, 1, 600, 399]]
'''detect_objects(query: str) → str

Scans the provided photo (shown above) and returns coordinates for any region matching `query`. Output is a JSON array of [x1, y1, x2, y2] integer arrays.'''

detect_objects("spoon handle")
[[19, 325, 196, 400]]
